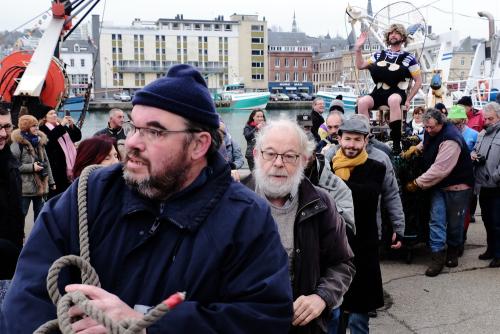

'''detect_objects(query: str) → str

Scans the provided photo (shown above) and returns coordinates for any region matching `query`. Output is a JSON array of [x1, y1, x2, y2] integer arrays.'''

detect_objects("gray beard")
[[253, 163, 304, 199]]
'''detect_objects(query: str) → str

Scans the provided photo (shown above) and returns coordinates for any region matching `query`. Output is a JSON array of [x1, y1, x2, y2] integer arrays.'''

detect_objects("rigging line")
[[63, 0, 102, 41], [79, 0, 107, 127], [12, 8, 51, 31], [390, 0, 442, 20], [429, 5, 500, 21]]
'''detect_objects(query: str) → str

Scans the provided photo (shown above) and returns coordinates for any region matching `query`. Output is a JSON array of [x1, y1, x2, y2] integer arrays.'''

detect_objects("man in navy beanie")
[[3, 64, 293, 333]]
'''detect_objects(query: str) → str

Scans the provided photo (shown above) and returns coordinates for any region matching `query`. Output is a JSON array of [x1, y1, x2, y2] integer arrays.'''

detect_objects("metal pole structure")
[[104, 57, 108, 99]]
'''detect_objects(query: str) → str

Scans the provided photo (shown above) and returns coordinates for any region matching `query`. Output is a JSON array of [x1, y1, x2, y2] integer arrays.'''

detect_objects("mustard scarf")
[[332, 149, 369, 181]]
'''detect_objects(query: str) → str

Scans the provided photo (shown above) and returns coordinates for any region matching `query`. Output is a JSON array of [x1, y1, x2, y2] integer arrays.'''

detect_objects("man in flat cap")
[[331, 116, 389, 333], [2, 64, 293, 333]]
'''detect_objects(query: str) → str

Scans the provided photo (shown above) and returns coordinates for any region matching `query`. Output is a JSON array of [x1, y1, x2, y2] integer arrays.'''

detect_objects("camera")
[[35, 159, 49, 178], [472, 154, 486, 166]]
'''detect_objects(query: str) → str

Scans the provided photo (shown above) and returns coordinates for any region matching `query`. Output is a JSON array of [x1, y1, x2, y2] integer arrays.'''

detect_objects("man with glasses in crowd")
[[0, 106, 24, 282], [243, 119, 355, 334], [472, 102, 500, 267], [2, 65, 293, 333]]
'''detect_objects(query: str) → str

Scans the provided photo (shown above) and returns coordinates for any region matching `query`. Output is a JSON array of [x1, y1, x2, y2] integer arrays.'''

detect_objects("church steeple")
[[292, 11, 298, 33], [367, 0, 373, 17]]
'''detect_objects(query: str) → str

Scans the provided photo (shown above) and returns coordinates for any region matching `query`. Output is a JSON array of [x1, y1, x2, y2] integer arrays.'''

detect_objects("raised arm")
[[354, 31, 370, 70]]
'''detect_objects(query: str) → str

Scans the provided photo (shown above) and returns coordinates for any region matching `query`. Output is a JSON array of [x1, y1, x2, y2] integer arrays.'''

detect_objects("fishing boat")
[[0, 0, 100, 127], [316, 84, 359, 112], [217, 83, 270, 110]]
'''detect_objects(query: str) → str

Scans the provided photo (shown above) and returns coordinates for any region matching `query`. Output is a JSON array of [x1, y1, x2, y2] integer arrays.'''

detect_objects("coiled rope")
[[34, 165, 184, 334]]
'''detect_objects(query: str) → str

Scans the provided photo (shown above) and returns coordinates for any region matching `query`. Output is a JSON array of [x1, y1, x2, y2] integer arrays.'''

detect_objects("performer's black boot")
[[389, 120, 402, 155]]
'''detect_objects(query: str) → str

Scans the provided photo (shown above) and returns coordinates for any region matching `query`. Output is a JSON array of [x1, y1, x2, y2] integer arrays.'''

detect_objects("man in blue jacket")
[[2, 64, 293, 333]]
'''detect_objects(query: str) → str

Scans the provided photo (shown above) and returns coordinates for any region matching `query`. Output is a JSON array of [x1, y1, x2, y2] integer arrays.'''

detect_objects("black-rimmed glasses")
[[123, 122, 201, 141], [0, 123, 13, 131], [261, 150, 300, 164]]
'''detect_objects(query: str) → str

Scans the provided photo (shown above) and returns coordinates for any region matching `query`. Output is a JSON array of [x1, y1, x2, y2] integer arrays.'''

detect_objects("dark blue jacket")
[[2, 154, 293, 333]]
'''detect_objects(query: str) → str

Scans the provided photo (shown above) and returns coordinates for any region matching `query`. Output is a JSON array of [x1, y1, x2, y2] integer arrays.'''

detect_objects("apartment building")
[[268, 32, 313, 94], [93, 13, 267, 94], [312, 51, 343, 92], [59, 39, 95, 96]]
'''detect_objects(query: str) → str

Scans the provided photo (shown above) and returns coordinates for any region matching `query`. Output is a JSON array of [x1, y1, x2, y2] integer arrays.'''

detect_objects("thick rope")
[[34, 165, 184, 334]]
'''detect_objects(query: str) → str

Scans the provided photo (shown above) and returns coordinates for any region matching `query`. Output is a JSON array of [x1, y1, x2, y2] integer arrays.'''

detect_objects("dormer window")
[[74, 44, 80, 52]]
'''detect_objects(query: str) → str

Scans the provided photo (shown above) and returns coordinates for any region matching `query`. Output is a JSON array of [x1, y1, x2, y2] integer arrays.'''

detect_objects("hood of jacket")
[[11, 129, 48, 146]]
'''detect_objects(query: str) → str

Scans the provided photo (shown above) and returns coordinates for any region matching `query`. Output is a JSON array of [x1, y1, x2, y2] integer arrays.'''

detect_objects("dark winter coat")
[[10, 129, 54, 196], [2, 154, 293, 333], [310, 110, 325, 143], [39, 123, 81, 197], [0, 147, 24, 248], [243, 176, 355, 334], [243, 123, 258, 158], [341, 158, 386, 313]]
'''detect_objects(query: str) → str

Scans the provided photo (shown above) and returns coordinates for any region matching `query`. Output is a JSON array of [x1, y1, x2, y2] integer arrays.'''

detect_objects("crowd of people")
[[0, 60, 498, 334]]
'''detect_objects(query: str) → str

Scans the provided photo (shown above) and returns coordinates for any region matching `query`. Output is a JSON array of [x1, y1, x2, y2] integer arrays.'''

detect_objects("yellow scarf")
[[332, 149, 369, 181]]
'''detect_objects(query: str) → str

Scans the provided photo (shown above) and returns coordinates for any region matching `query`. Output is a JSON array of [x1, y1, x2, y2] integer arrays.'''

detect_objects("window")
[[194, 24, 201, 30], [460, 57, 465, 65], [294, 58, 298, 68], [285, 58, 289, 67], [225, 24, 232, 31], [70, 59, 74, 67], [252, 74, 264, 80], [112, 34, 116, 40], [303, 72, 308, 81], [285, 72, 290, 81], [293, 72, 298, 81], [204, 36, 208, 43], [251, 62, 264, 68], [203, 23, 211, 30], [252, 50, 264, 55], [80, 59, 85, 67], [303, 58, 307, 67], [184, 23, 191, 30], [251, 25, 263, 31], [274, 72, 280, 81], [251, 37, 264, 43], [74, 44, 80, 52], [214, 24, 221, 31], [274, 58, 280, 67]]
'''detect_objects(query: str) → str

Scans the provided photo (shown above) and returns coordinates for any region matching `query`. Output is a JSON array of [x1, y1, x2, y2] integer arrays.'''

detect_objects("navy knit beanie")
[[132, 64, 219, 128]]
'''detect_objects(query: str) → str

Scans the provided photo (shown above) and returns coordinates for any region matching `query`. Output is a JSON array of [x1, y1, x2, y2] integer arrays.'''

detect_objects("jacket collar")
[[296, 177, 328, 222], [120, 152, 232, 232]]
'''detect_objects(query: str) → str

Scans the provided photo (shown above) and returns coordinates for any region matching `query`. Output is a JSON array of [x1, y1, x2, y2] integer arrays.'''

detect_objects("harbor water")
[[80, 108, 353, 165]]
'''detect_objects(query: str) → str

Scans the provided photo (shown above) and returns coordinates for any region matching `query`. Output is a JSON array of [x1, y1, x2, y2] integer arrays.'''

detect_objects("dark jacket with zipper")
[[243, 175, 355, 334], [2, 154, 293, 334]]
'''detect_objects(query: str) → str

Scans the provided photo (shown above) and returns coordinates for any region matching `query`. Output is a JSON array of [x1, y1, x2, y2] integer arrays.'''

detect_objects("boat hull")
[[228, 92, 270, 110], [58, 96, 84, 121], [316, 91, 357, 112]]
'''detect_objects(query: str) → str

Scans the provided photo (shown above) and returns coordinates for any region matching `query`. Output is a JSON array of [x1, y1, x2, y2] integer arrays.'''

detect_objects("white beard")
[[254, 162, 304, 199]]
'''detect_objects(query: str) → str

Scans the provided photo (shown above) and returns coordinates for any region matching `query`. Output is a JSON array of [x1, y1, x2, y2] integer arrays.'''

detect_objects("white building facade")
[[95, 14, 268, 93]]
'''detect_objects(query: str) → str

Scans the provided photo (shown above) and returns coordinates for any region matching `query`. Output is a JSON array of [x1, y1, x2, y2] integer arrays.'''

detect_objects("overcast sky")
[[2, 0, 500, 40]]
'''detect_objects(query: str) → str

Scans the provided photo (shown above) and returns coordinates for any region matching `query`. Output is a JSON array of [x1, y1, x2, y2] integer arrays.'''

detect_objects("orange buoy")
[[0, 50, 68, 109]]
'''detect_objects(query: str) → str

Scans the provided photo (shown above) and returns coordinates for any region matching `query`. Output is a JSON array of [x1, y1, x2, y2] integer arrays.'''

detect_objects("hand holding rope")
[[33, 165, 185, 334]]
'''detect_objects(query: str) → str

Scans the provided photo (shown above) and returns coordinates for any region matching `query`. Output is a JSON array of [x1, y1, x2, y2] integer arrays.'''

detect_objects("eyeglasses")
[[0, 123, 13, 131], [123, 122, 200, 141], [261, 150, 300, 164]]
